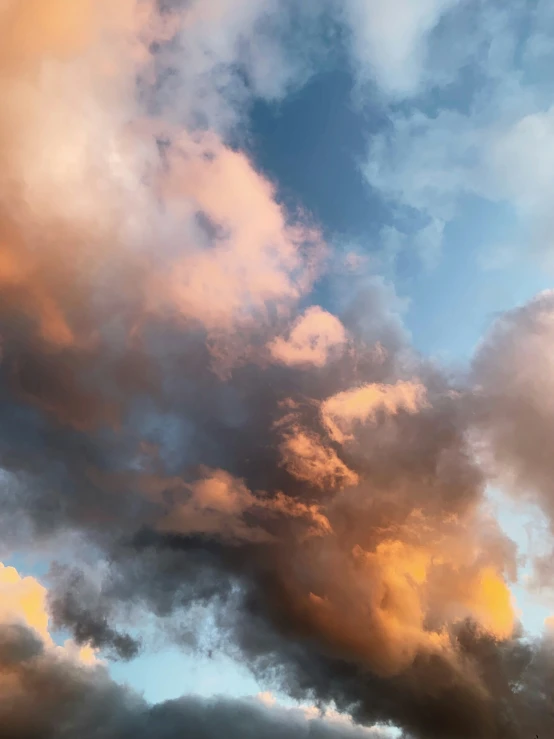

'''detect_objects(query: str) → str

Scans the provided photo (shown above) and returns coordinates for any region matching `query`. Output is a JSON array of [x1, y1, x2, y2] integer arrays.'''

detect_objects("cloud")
[[268, 307, 348, 368], [473, 291, 554, 529], [0, 561, 98, 667], [0, 562, 50, 639], [379, 218, 446, 272], [149, 0, 330, 132], [150, 132, 324, 342], [320, 380, 427, 444], [338, 0, 460, 96], [113, 466, 332, 543], [0, 561, 397, 739], [278, 424, 360, 491], [0, 0, 327, 433], [368, 101, 554, 237], [3, 2, 554, 739], [0, 616, 394, 739], [0, 570, 534, 739], [47, 565, 141, 661], [361, 2, 554, 268]]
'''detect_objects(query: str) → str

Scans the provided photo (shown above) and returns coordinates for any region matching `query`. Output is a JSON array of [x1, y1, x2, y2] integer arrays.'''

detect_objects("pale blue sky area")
[[110, 648, 263, 704]]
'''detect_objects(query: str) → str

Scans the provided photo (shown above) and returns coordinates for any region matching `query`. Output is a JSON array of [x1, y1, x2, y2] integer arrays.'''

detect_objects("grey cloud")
[[47, 566, 141, 661], [473, 290, 554, 526], [0, 621, 390, 739]]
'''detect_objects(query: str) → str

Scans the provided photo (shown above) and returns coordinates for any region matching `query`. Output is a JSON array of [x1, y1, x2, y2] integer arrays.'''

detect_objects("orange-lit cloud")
[[285, 524, 516, 681], [134, 468, 332, 543], [278, 425, 359, 490], [0, 562, 97, 665], [320, 380, 428, 444], [150, 132, 323, 341], [0, 562, 50, 643], [459, 567, 515, 640]]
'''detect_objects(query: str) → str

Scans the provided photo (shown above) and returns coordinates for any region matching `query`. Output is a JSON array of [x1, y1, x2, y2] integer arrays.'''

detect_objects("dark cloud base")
[[0, 621, 390, 739]]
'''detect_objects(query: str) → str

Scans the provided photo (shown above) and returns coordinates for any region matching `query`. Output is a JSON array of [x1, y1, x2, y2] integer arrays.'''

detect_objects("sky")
[[4, 1, 554, 738]]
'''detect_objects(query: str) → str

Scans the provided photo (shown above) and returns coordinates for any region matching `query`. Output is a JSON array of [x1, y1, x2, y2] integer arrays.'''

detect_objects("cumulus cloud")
[[268, 306, 348, 368], [0, 622, 396, 739], [278, 424, 360, 491], [3, 2, 554, 739], [150, 467, 332, 542], [0, 561, 98, 665], [0, 564, 393, 739], [149, 132, 324, 343], [473, 291, 554, 525], [320, 380, 428, 444]]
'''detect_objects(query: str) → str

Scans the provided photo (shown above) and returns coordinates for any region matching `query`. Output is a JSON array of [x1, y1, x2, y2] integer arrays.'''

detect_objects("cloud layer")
[[1, 2, 554, 739]]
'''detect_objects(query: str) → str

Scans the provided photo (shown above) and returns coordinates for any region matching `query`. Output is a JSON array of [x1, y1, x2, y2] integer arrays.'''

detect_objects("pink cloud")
[[149, 132, 324, 339], [279, 425, 359, 491], [321, 380, 428, 444], [268, 306, 348, 368]]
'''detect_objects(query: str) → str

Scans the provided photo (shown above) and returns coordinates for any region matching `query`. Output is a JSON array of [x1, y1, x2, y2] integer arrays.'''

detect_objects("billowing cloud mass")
[[1, 1, 554, 739], [0, 562, 393, 739]]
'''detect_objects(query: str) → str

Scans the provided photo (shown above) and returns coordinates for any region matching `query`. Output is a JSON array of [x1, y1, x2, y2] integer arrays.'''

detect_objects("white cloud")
[[487, 107, 554, 214], [353, 0, 554, 268], [365, 86, 554, 266], [151, 0, 327, 133], [255, 692, 397, 737], [339, 0, 461, 96]]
